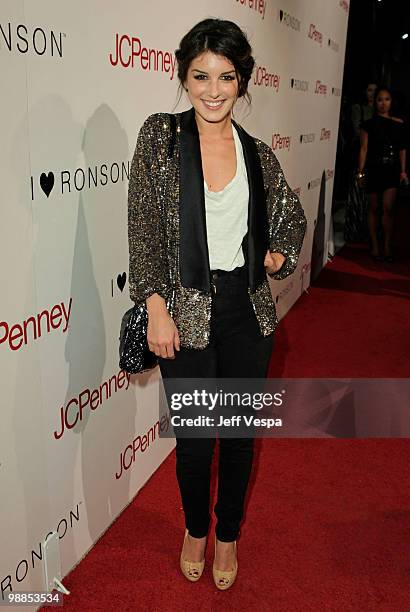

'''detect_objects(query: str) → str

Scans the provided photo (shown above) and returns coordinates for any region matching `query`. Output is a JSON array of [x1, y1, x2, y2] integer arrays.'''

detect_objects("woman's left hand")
[[264, 250, 286, 274]]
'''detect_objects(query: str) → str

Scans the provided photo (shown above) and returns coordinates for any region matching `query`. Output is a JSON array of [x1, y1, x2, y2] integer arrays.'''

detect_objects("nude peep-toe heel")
[[212, 534, 238, 590], [180, 528, 206, 582]]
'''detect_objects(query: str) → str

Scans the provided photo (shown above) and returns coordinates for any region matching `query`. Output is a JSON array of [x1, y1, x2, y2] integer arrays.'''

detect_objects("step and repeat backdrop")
[[0, 0, 349, 604]]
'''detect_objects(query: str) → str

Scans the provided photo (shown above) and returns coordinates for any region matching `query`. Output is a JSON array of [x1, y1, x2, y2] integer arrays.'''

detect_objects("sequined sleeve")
[[257, 141, 307, 281], [128, 114, 169, 305]]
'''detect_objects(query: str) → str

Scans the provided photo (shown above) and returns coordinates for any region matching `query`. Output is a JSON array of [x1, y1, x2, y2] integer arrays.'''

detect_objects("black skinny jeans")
[[158, 265, 274, 542]]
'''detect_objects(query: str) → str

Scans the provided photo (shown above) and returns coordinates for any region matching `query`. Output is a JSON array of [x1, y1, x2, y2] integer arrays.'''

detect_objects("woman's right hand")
[[146, 294, 180, 358]]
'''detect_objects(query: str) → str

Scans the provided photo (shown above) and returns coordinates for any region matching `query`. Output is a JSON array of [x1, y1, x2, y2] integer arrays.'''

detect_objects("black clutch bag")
[[119, 304, 158, 374], [119, 113, 177, 375]]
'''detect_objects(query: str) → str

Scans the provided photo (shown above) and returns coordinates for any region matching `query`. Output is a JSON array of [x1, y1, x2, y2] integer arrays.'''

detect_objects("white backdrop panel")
[[0, 0, 348, 604]]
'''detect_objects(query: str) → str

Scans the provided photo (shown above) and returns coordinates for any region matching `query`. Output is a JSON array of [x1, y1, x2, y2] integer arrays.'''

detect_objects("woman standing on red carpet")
[[127, 18, 306, 589], [357, 87, 408, 262]]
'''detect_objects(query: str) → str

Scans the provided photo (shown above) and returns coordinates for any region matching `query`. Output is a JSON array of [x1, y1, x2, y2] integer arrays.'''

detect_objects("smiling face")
[[376, 89, 392, 114], [183, 50, 239, 123]]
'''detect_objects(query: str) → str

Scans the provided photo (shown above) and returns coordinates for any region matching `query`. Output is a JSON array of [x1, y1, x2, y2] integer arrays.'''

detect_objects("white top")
[[204, 126, 249, 271]]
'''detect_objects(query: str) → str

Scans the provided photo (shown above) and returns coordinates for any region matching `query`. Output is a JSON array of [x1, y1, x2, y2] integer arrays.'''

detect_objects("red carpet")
[[268, 240, 410, 378], [43, 201, 410, 611]]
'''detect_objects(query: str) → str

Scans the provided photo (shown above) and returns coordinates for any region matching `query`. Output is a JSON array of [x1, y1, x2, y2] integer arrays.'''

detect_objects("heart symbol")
[[40, 172, 55, 197], [117, 272, 126, 292]]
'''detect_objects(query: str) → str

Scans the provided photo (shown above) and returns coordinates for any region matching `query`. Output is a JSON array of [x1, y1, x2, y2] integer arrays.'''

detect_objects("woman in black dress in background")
[[357, 87, 408, 262]]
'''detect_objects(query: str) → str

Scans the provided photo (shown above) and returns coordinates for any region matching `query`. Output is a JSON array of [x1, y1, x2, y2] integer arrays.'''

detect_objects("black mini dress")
[[361, 115, 407, 193]]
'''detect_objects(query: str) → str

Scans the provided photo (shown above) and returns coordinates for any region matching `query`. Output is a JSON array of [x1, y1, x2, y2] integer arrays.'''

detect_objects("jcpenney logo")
[[320, 128, 331, 141], [314, 80, 327, 95], [1, 503, 81, 601], [54, 369, 131, 440], [271, 133, 291, 151], [340, 0, 349, 13], [0, 22, 65, 57], [328, 38, 339, 52], [0, 298, 72, 352], [236, 0, 267, 21], [300, 133, 315, 144], [278, 9, 301, 31], [30, 161, 130, 200], [116, 415, 171, 479], [308, 24, 323, 45], [290, 77, 309, 92], [109, 33, 176, 79], [253, 65, 280, 91]]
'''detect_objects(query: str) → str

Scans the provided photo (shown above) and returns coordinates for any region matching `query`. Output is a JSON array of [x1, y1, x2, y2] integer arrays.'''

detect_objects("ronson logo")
[[0, 23, 64, 57]]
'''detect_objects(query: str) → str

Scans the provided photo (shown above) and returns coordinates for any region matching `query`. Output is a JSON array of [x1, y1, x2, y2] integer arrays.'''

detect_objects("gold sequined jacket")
[[128, 107, 307, 349]]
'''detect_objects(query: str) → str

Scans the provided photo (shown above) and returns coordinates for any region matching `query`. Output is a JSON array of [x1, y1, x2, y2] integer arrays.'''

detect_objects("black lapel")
[[232, 119, 269, 291], [179, 107, 211, 291], [178, 107, 269, 293]]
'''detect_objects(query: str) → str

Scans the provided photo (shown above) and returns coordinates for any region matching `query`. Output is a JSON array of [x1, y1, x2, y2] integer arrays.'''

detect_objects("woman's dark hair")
[[359, 82, 377, 106], [373, 86, 394, 114], [174, 18, 255, 108]]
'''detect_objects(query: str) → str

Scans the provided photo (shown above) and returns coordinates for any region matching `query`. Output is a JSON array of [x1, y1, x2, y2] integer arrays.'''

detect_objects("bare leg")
[[367, 192, 380, 255], [381, 187, 398, 257]]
